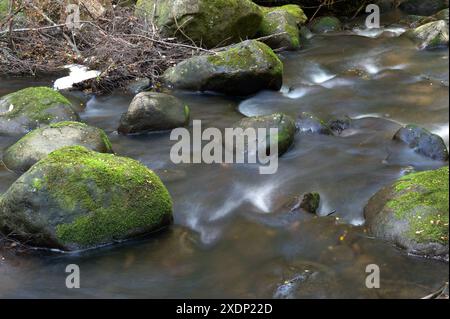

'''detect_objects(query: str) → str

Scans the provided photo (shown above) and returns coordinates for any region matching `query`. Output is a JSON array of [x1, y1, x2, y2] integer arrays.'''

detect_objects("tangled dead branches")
[[0, 2, 211, 93]]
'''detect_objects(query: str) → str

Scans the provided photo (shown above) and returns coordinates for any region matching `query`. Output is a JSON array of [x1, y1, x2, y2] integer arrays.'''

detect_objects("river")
[[0, 11, 448, 298]]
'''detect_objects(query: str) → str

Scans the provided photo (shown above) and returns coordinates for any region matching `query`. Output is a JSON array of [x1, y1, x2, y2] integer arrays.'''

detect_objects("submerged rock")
[[364, 166, 449, 259], [310, 16, 342, 34], [297, 112, 333, 135], [118, 92, 190, 134], [163, 40, 283, 96], [227, 112, 296, 157], [393, 124, 449, 161], [135, 0, 263, 48], [0, 87, 79, 135], [2, 121, 113, 174], [0, 146, 173, 251], [399, 0, 448, 16], [258, 5, 307, 51], [327, 116, 352, 135], [405, 20, 449, 49]]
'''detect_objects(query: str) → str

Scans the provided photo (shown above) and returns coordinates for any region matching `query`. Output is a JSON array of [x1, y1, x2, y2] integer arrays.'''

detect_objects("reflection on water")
[[0, 11, 449, 298]]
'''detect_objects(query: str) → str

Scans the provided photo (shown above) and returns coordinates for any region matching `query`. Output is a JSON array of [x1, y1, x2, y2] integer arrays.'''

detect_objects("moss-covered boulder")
[[226, 112, 296, 157], [0, 146, 173, 250], [399, 0, 448, 16], [310, 16, 342, 34], [163, 40, 283, 96], [118, 92, 190, 134], [393, 124, 449, 161], [364, 166, 449, 259], [135, 0, 263, 48], [258, 5, 307, 50], [2, 122, 113, 174], [0, 87, 79, 135], [405, 20, 449, 49]]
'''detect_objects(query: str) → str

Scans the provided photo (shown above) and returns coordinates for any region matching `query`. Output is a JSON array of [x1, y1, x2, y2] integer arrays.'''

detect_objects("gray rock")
[[393, 124, 449, 161], [227, 112, 296, 157], [297, 112, 333, 135], [405, 20, 449, 49], [163, 40, 283, 96], [0, 87, 79, 136], [118, 92, 190, 134], [2, 121, 113, 174], [135, 0, 263, 48], [364, 166, 449, 259]]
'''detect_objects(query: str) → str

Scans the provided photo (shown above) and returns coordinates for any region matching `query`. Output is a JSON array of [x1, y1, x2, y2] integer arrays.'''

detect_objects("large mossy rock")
[[226, 112, 296, 156], [393, 124, 449, 161], [118, 92, 190, 134], [163, 40, 283, 96], [399, 0, 449, 16], [0, 87, 79, 135], [0, 146, 173, 250], [2, 121, 113, 174], [405, 20, 449, 49], [258, 5, 307, 50], [365, 166, 449, 259], [135, 0, 263, 48]]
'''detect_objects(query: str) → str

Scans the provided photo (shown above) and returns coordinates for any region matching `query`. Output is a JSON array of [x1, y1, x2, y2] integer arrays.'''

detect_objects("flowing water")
[[0, 11, 449, 298]]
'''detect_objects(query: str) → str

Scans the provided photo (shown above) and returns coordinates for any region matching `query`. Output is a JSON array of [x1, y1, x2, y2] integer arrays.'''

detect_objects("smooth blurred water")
[[0, 11, 449, 298]]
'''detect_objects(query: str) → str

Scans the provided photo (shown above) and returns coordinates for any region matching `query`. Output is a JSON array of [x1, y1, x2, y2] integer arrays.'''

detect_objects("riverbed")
[[0, 11, 448, 298]]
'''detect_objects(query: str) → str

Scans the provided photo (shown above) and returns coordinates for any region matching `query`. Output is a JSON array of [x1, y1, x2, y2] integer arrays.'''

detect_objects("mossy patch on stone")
[[365, 166, 449, 258], [387, 166, 449, 244], [0, 87, 79, 135], [164, 40, 283, 95], [1, 87, 72, 121], [258, 7, 301, 50]]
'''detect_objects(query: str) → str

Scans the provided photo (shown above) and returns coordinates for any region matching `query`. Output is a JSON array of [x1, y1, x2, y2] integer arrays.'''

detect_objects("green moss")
[[184, 105, 190, 124], [37, 146, 172, 247], [387, 166, 449, 244], [32, 178, 43, 191], [207, 41, 282, 76], [1, 87, 73, 122], [49, 121, 87, 129], [137, 0, 263, 48], [263, 4, 307, 25]]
